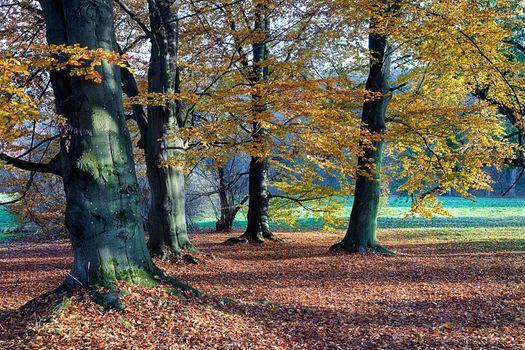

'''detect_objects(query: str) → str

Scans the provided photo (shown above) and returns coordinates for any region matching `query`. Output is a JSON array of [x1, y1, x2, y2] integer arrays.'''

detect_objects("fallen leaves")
[[0, 231, 524, 349]]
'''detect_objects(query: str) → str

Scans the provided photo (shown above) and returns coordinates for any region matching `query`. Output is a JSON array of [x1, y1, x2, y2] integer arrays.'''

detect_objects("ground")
[[1, 228, 524, 349]]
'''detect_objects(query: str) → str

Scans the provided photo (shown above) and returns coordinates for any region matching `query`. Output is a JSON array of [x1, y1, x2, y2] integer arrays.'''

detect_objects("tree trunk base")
[[168, 243, 198, 259], [329, 242, 395, 256], [148, 244, 165, 259], [86, 266, 199, 310], [265, 236, 285, 243], [222, 237, 250, 245], [222, 232, 285, 245], [148, 242, 198, 262]]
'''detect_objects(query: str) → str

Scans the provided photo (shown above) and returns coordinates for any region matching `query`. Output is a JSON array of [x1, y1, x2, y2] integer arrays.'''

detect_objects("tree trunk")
[[506, 167, 519, 197], [241, 155, 272, 241], [331, 17, 395, 255], [145, 0, 193, 256], [216, 167, 238, 232], [39, 0, 157, 287], [240, 3, 274, 242]]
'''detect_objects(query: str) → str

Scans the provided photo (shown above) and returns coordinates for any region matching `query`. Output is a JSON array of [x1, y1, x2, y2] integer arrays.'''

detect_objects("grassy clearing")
[[0, 194, 17, 239], [193, 196, 525, 230], [382, 226, 525, 252]]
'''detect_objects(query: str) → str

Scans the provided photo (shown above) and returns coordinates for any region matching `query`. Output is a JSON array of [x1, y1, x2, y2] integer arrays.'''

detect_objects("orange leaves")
[[35, 44, 130, 83], [2, 231, 525, 349], [0, 57, 41, 142], [0, 45, 130, 144]]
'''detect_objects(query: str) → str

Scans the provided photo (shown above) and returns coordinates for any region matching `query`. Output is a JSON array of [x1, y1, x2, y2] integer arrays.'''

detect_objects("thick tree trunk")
[[331, 21, 394, 255], [39, 0, 157, 287], [145, 0, 193, 256]]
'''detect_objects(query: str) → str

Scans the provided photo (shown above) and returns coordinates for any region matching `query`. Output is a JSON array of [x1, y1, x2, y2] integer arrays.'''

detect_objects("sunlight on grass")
[[192, 196, 525, 230]]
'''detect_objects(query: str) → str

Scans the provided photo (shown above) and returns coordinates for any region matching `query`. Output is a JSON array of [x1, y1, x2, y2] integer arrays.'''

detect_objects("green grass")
[[0, 194, 18, 239], [384, 226, 525, 252], [1, 196, 523, 241], [192, 196, 525, 230]]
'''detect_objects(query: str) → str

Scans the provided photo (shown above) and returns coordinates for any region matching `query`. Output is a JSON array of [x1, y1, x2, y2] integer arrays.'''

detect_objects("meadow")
[[191, 196, 525, 230]]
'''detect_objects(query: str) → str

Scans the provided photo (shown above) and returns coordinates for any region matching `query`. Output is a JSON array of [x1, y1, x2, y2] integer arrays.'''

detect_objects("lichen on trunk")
[[144, 0, 195, 257], [38, 0, 161, 288]]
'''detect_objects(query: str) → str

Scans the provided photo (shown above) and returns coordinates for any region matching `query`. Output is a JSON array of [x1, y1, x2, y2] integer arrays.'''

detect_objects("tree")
[[330, 0, 517, 253], [116, 0, 195, 257], [185, 157, 249, 232], [215, 162, 249, 232], [176, 0, 360, 241], [330, 1, 397, 254], [0, 0, 194, 293], [38, 0, 156, 287]]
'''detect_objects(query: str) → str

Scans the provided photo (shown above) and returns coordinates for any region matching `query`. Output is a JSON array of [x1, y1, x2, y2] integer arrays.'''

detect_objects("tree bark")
[[215, 167, 244, 232], [331, 14, 395, 255], [240, 155, 272, 241], [38, 0, 158, 287], [240, 3, 275, 242], [145, 0, 194, 256]]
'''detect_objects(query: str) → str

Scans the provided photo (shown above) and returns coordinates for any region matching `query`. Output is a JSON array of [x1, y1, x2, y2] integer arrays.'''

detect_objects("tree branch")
[[0, 152, 62, 176], [114, 0, 152, 38]]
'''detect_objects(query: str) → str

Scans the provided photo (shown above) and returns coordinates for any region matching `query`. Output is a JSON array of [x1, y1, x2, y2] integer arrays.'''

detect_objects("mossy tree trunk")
[[145, 0, 194, 256], [330, 12, 396, 255], [38, 0, 157, 287]]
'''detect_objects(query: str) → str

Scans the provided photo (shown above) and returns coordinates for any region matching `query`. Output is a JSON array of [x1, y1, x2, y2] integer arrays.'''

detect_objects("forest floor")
[[0, 228, 524, 349]]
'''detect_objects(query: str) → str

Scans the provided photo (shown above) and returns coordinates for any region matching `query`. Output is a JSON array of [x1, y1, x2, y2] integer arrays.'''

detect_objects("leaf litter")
[[0, 231, 524, 349]]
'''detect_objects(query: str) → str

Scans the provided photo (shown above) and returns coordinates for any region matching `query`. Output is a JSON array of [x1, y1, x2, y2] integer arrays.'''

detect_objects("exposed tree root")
[[265, 236, 286, 243], [221, 236, 265, 245], [149, 244, 199, 264], [239, 233, 266, 244], [8, 265, 200, 313], [222, 237, 249, 245], [16, 284, 69, 313], [222, 233, 286, 245], [181, 254, 198, 265], [329, 242, 396, 256], [178, 242, 198, 253], [90, 289, 123, 311], [87, 266, 202, 310], [153, 266, 202, 297]]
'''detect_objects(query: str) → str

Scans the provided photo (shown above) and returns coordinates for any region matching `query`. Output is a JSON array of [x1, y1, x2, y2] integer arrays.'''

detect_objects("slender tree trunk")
[[330, 15, 395, 255], [39, 0, 157, 287], [240, 154, 272, 241], [506, 167, 519, 197], [145, 0, 194, 256], [240, 3, 275, 242], [216, 167, 238, 232]]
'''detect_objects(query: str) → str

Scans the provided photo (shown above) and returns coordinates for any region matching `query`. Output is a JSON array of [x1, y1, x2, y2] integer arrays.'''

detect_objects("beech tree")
[[175, 0, 362, 240], [330, 1, 398, 254], [40, 0, 155, 287], [331, 0, 518, 254], [0, 0, 194, 293], [114, 0, 196, 257]]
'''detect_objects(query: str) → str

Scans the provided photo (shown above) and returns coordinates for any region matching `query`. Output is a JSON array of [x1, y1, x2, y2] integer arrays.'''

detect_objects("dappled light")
[[1, 231, 524, 348]]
